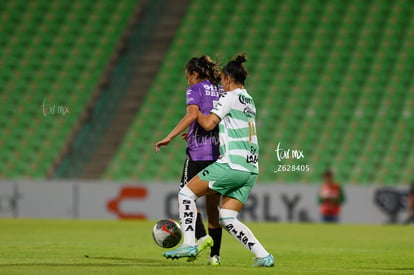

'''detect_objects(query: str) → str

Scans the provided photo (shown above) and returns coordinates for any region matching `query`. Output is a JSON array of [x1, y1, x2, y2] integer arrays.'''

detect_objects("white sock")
[[220, 208, 269, 258], [178, 186, 198, 246]]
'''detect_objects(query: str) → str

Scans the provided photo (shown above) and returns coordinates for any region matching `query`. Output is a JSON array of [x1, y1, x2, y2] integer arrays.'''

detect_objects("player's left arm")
[[154, 105, 198, 152]]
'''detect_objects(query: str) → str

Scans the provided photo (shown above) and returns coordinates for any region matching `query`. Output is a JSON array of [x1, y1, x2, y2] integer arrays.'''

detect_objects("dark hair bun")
[[234, 54, 247, 64], [200, 55, 213, 63], [222, 53, 248, 85]]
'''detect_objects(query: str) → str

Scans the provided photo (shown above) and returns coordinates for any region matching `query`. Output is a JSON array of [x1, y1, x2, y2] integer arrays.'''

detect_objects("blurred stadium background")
[[1, 0, 413, 187]]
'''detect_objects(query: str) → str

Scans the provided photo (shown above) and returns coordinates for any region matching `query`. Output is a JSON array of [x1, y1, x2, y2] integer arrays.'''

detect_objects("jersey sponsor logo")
[[243, 106, 256, 117], [203, 84, 220, 97], [205, 90, 220, 96], [246, 146, 258, 164], [239, 94, 253, 105]]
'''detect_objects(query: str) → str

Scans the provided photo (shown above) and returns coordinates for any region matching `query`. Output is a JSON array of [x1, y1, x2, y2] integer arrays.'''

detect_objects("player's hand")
[[154, 137, 172, 152], [181, 132, 188, 141]]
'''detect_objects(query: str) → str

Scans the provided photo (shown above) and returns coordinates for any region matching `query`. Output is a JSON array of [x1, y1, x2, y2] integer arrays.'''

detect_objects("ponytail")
[[185, 55, 221, 86], [223, 53, 248, 85]]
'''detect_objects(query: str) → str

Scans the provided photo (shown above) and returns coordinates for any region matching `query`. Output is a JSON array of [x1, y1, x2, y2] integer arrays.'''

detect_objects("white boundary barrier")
[[0, 181, 410, 224]]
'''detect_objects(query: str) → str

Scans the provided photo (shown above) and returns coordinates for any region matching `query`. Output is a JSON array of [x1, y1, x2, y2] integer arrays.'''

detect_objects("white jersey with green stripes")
[[210, 88, 259, 174]]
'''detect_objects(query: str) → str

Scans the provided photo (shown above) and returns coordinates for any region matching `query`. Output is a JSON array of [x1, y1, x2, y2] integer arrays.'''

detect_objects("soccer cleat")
[[196, 235, 214, 255], [187, 235, 214, 262], [163, 245, 198, 260], [252, 254, 275, 267], [208, 255, 221, 265]]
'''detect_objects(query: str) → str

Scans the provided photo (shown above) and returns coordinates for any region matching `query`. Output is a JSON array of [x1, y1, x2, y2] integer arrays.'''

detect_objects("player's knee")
[[219, 208, 238, 228], [178, 185, 198, 201]]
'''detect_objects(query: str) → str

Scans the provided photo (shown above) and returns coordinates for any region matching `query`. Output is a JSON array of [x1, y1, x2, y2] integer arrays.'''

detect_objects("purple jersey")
[[186, 79, 221, 161]]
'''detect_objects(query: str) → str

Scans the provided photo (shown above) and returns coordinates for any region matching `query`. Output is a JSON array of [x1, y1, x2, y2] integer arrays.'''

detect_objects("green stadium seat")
[[9, 0, 398, 185], [0, 0, 139, 179]]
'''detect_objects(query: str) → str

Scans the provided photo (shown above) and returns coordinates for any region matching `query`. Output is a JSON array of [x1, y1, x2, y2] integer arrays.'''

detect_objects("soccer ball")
[[152, 219, 182, 248]]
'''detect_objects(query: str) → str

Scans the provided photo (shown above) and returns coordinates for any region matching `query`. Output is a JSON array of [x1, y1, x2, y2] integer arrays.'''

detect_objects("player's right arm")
[[197, 92, 232, 131], [197, 112, 220, 131]]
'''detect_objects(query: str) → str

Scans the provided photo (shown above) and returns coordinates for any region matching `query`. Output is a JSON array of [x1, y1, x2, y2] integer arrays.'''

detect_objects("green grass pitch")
[[0, 219, 413, 274]]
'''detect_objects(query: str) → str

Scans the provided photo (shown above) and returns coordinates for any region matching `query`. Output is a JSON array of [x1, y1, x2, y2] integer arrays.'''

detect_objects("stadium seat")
[[0, 0, 139, 179], [3, 0, 413, 185], [105, 0, 414, 185]]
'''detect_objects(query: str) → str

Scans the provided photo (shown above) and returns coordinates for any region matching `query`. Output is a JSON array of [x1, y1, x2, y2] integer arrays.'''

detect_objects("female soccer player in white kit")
[[163, 54, 274, 267]]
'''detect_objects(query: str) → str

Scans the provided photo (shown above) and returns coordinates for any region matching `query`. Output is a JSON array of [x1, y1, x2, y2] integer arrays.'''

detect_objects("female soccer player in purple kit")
[[155, 56, 222, 265]]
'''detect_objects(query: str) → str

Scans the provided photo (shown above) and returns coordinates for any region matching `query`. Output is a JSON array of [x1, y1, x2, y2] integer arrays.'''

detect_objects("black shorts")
[[180, 158, 215, 189]]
